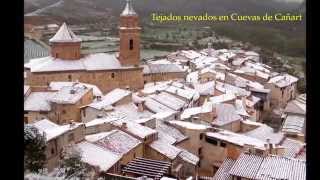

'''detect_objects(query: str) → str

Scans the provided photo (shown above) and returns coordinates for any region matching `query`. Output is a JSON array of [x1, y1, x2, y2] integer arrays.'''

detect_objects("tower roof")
[[121, 0, 137, 16], [49, 22, 82, 43]]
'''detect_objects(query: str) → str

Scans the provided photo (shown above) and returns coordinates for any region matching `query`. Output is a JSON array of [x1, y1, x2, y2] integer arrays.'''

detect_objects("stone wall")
[[26, 68, 144, 94]]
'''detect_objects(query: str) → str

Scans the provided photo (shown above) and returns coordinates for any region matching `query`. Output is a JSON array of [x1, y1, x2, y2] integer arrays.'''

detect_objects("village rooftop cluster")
[[24, 0, 306, 179]]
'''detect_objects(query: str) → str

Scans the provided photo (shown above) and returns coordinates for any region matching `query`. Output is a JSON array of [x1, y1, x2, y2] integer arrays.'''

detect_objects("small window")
[[62, 110, 66, 114], [205, 136, 218, 145], [51, 148, 55, 155], [129, 39, 133, 50], [68, 75, 72, 81], [200, 133, 204, 140], [198, 147, 202, 155], [220, 142, 226, 148], [111, 73, 115, 78]]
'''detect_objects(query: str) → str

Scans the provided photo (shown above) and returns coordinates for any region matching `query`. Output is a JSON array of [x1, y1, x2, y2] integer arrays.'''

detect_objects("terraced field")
[[24, 38, 49, 62]]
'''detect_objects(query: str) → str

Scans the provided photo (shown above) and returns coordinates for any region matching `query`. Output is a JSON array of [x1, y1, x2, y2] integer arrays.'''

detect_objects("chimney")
[[70, 89, 76, 94], [266, 138, 272, 153], [121, 122, 127, 129]]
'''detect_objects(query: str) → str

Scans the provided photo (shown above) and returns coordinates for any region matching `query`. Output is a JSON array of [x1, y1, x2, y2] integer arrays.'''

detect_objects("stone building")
[[265, 73, 298, 108], [25, 0, 144, 93], [30, 119, 85, 172], [24, 82, 94, 124]]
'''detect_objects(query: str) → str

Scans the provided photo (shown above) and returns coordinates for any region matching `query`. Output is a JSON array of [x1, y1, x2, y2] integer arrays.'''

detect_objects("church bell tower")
[[118, 0, 141, 66]]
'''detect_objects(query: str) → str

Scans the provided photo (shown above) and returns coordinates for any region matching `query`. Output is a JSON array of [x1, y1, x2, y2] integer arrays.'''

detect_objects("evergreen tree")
[[24, 125, 46, 173], [60, 145, 91, 179]]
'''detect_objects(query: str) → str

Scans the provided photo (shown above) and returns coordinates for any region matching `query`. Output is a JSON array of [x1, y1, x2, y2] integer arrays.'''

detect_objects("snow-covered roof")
[[25, 53, 132, 72], [234, 99, 250, 117], [215, 81, 250, 97], [87, 88, 131, 110], [156, 120, 188, 143], [255, 155, 306, 180], [32, 119, 82, 141], [149, 92, 187, 111], [213, 157, 235, 180], [281, 138, 305, 159], [164, 85, 200, 101], [143, 64, 185, 74], [76, 141, 121, 172], [229, 153, 264, 179], [149, 140, 182, 160], [169, 120, 209, 130], [85, 131, 115, 142], [282, 115, 305, 135], [180, 101, 213, 120], [111, 119, 157, 139], [284, 99, 306, 115], [212, 103, 242, 126], [228, 153, 306, 180], [193, 81, 215, 95], [84, 114, 122, 127], [49, 81, 102, 97], [94, 130, 142, 155], [209, 93, 236, 104], [243, 124, 284, 144], [206, 129, 266, 149], [151, 111, 175, 120], [268, 74, 298, 88], [49, 23, 81, 43], [24, 92, 54, 111], [50, 85, 91, 104], [113, 102, 154, 121], [120, 0, 137, 16], [144, 97, 176, 113], [178, 149, 199, 165]]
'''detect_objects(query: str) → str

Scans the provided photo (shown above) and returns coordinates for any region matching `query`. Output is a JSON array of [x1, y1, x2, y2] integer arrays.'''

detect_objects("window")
[[205, 136, 218, 145], [51, 148, 55, 155], [129, 39, 133, 50], [68, 133, 75, 142], [198, 147, 202, 155], [68, 75, 72, 81], [200, 133, 204, 140], [111, 73, 115, 78], [40, 111, 48, 115], [62, 110, 66, 114], [220, 142, 226, 148]]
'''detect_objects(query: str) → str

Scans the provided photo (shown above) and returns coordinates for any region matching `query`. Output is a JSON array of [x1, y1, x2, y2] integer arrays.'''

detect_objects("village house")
[[24, 90, 56, 123], [49, 83, 94, 124], [30, 119, 85, 172], [265, 73, 298, 108], [76, 141, 122, 174], [25, 0, 145, 93], [24, 82, 95, 124], [281, 94, 306, 142], [80, 88, 132, 122]]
